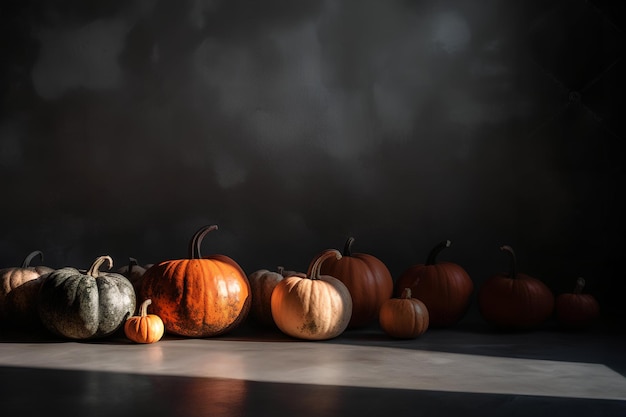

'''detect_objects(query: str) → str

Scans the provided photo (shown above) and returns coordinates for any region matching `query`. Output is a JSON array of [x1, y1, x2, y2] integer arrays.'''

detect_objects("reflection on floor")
[[1, 320, 625, 416]]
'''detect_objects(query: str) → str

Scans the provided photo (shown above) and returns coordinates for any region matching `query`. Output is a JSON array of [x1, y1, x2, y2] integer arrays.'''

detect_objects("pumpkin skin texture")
[[379, 288, 429, 339], [38, 256, 136, 339], [0, 251, 54, 325], [555, 277, 600, 329], [271, 250, 352, 340], [247, 267, 286, 327], [478, 245, 554, 330], [139, 225, 251, 338], [124, 299, 165, 343], [317, 237, 393, 328], [394, 240, 473, 327]]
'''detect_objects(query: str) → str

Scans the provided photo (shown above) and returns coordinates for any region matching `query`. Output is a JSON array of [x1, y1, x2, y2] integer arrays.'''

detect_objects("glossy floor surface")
[[1, 320, 625, 417]]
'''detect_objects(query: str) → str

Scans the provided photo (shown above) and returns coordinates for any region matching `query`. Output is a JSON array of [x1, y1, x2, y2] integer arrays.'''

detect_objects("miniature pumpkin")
[[117, 257, 148, 296], [394, 240, 473, 327], [38, 255, 136, 339], [271, 249, 352, 340], [0, 250, 54, 325], [379, 288, 429, 339], [555, 277, 600, 329], [124, 299, 165, 343], [478, 245, 554, 330], [317, 237, 393, 328], [139, 225, 250, 337], [247, 266, 286, 327]]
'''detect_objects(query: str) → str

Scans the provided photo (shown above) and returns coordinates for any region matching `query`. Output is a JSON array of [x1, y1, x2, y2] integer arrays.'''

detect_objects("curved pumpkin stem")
[[426, 240, 451, 265], [342, 237, 356, 256], [128, 257, 138, 275], [573, 277, 586, 294], [138, 299, 152, 317], [401, 288, 412, 299], [307, 249, 342, 280], [87, 255, 113, 278], [277, 266, 284, 275], [21, 250, 44, 268], [500, 245, 517, 279], [189, 225, 219, 259]]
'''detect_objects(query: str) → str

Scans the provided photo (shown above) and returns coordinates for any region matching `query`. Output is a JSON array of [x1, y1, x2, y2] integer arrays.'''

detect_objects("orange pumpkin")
[[124, 299, 165, 343], [0, 250, 54, 325], [394, 240, 473, 327], [478, 245, 554, 330], [379, 288, 429, 339], [139, 225, 251, 337], [555, 277, 600, 329], [317, 237, 393, 328], [271, 250, 352, 340]]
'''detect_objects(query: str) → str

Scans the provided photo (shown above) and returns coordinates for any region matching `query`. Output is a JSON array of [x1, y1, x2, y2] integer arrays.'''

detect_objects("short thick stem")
[[500, 245, 517, 279], [426, 240, 451, 265], [22, 250, 44, 268], [189, 225, 219, 259], [573, 277, 586, 294], [401, 288, 412, 299], [307, 249, 342, 280]]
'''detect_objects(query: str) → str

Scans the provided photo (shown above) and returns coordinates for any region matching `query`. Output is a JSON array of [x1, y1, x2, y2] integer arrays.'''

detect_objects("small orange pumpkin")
[[139, 225, 250, 337], [555, 277, 600, 329], [124, 299, 165, 343], [271, 250, 352, 340], [379, 288, 429, 339]]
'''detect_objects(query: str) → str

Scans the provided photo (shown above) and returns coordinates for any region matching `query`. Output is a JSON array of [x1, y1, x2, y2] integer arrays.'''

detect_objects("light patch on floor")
[[0, 339, 624, 401]]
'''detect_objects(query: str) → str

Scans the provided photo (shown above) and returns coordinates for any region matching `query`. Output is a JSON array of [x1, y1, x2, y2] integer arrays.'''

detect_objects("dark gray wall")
[[1, 0, 624, 321]]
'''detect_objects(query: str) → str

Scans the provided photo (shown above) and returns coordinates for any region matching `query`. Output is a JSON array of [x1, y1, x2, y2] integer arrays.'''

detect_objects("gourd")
[[379, 288, 429, 339], [139, 225, 250, 337], [271, 250, 352, 340], [317, 237, 393, 328], [394, 240, 473, 327], [555, 277, 600, 329], [38, 255, 136, 339], [0, 250, 54, 325], [478, 245, 554, 330], [247, 266, 286, 327], [124, 299, 165, 343]]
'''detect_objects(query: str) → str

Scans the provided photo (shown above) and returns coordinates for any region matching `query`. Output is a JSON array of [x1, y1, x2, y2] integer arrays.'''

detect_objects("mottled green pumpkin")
[[38, 255, 136, 339]]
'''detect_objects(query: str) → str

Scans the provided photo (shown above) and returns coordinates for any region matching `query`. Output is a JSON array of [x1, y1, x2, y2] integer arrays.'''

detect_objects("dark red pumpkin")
[[316, 237, 393, 328], [478, 245, 554, 330], [394, 240, 473, 327], [139, 225, 250, 337], [247, 266, 286, 327], [555, 277, 600, 329]]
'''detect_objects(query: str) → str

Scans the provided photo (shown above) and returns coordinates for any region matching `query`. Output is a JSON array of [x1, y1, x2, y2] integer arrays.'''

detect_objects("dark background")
[[1, 0, 625, 323]]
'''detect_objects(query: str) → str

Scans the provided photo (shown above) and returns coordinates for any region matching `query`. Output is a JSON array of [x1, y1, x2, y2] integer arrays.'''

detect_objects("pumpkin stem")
[[307, 249, 342, 280], [21, 250, 44, 268], [500, 245, 517, 279], [139, 299, 152, 317], [426, 240, 451, 265], [128, 257, 138, 275], [573, 277, 586, 294], [277, 266, 284, 275], [401, 288, 412, 299], [189, 225, 219, 259], [342, 237, 356, 256], [87, 255, 113, 277]]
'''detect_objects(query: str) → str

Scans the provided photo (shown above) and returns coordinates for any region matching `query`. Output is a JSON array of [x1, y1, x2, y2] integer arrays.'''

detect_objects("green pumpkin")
[[38, 255, 136, 339]]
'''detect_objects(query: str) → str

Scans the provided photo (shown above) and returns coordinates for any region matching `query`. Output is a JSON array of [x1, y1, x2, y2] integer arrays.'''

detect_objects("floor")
[[1, 318, 625, 417]]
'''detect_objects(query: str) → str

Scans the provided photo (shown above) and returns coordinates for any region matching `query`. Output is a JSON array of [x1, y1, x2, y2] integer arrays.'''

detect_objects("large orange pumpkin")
[[394, 240, 473, 327], [317, 237, 393, 328], [271, 249, 352, 340], [478, 245, 554, 330], [139, 225, 250, 337]]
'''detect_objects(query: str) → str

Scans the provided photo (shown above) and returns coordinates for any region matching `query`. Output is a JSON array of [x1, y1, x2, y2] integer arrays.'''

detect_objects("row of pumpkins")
[[0, 225, 600, 344]]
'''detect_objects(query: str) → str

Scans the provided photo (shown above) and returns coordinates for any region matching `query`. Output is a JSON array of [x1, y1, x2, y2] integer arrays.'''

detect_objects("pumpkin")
[[478, 245, 554, 330], [117, 257, 148, 296], [124, 299, 165, 343], [555, 277, 600, 329], [139, 224, 250, 337], [38, 255, 136, 339], [0, 250, 55, 325], [247, 266, 286, 327], [394, 240, 473, 327], [379, 288, 429, 339], [271, 249, 352, 340], [317, 237, 393, 328]]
